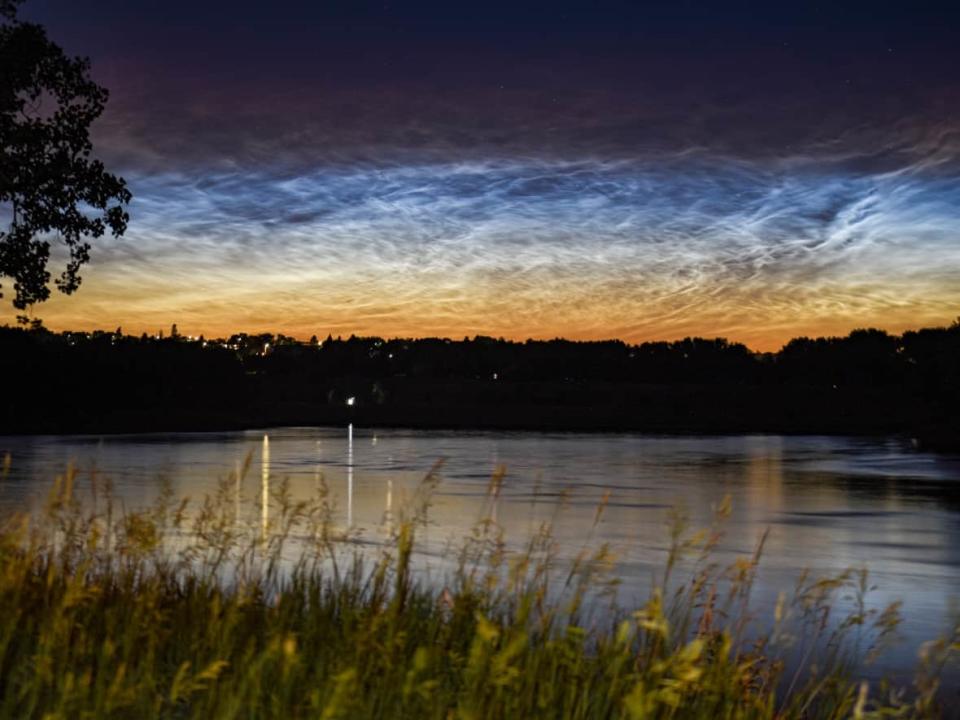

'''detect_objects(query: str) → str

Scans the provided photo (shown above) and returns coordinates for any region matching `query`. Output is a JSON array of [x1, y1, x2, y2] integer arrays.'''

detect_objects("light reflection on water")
[[1, 428, 959, 683]]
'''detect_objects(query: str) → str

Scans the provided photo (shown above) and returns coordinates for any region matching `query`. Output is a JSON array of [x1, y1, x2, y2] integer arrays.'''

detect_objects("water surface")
[[2, 429, 959, 684]]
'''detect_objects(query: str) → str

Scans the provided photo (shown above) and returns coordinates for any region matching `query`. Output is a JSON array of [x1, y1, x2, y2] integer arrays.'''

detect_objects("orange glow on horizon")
[[10, 275, 957, 353]]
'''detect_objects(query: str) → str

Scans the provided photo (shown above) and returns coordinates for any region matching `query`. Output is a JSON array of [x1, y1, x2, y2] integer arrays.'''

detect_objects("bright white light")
[[346, 396, 356, 406]]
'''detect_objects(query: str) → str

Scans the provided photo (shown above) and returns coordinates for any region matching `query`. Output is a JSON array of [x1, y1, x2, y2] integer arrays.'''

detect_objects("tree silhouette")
[[0, 0, 130, 317]]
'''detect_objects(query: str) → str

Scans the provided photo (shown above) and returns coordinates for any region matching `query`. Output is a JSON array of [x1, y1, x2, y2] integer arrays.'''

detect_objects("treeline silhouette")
[[2, 323, 958, 447]]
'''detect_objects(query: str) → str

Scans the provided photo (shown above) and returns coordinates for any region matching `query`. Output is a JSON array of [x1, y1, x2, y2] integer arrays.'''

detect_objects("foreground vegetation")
[[0, 459, 957, 719]]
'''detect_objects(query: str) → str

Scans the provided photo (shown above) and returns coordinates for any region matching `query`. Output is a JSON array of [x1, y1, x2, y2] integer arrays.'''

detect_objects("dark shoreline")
[[3, 325, 958, 452], [4, 393, 956, 453]]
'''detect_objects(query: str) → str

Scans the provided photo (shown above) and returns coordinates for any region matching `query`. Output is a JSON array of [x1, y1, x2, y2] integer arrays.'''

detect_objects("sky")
[[9, 0, 960, 350]]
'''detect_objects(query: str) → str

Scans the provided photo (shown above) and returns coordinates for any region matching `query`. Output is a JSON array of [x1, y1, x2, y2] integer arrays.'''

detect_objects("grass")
[[0, 455, 957, 719]]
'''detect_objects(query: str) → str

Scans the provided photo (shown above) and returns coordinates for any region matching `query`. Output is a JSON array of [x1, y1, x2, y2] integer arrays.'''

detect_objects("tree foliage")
[[0, 0, 130, 314]]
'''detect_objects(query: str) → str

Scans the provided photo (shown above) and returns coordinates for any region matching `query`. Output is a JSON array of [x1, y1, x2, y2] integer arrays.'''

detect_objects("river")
[[1, 428, 958, 687]]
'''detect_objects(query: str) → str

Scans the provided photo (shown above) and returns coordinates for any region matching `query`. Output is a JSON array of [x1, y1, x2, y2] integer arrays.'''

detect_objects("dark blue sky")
[[22, 0, 960, 165]]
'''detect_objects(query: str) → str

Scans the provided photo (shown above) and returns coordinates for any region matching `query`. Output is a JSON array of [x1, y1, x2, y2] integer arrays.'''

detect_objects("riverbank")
[[3, 325, 957, 450], [3, 379, 956, 452], [1, 471, 957, 719]]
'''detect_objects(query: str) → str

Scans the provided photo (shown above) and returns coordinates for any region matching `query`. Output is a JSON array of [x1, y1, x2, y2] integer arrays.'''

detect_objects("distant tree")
[[0, 0, 131, 318]]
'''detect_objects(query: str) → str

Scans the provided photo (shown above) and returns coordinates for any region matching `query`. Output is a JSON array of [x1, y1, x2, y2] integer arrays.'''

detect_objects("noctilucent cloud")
[[14, 0, 960, 349]]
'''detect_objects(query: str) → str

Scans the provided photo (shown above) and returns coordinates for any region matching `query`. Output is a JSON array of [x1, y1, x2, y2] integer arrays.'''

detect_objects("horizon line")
[[8, 316, 958, 355]]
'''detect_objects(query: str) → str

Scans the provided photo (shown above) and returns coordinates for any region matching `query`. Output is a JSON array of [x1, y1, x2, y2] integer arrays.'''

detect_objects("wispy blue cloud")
[[31, 138, 957, 348]]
